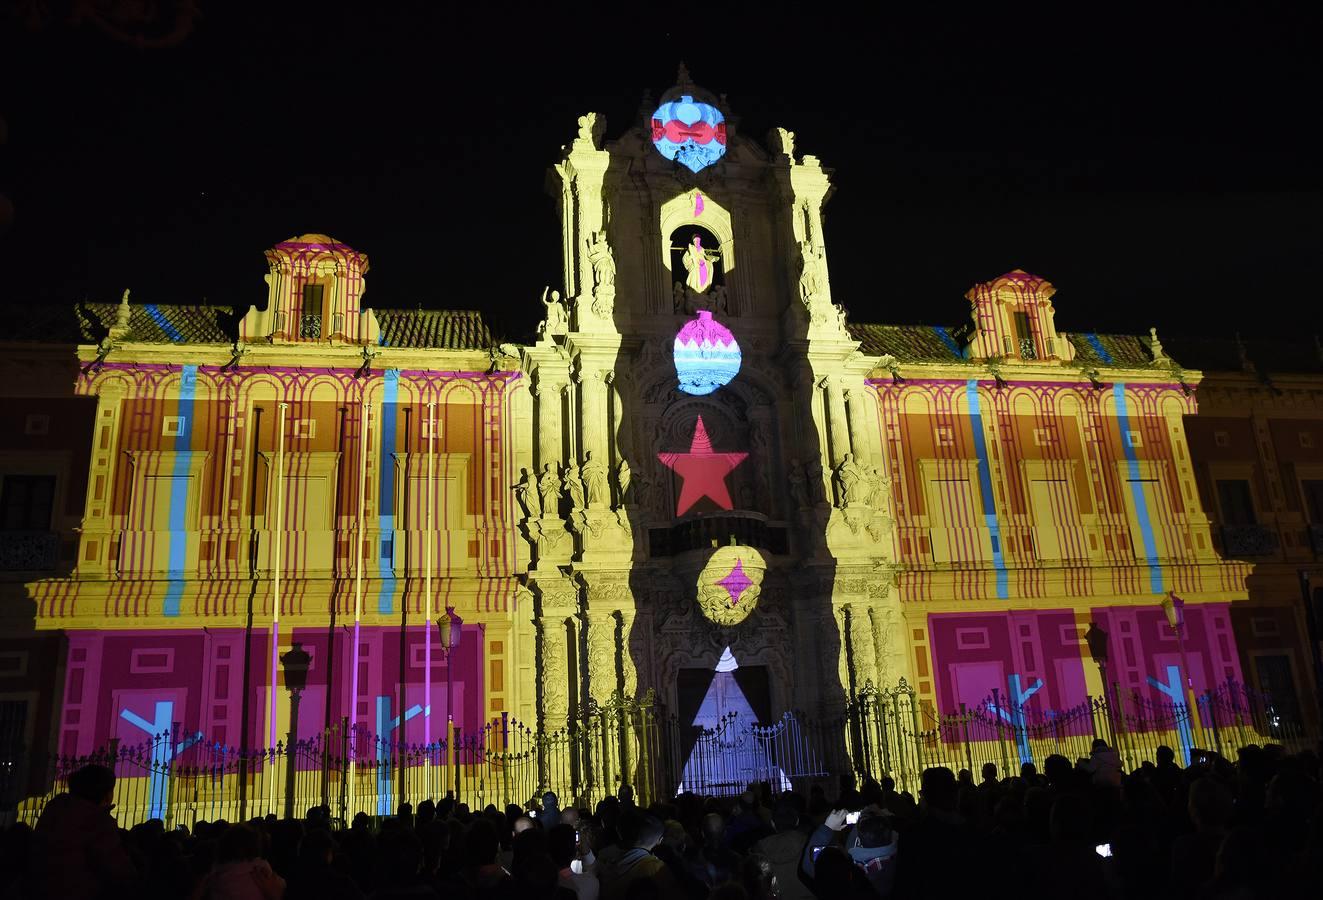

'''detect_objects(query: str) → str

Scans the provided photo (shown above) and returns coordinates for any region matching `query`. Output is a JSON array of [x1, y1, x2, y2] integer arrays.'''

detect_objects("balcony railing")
[[0, 530, 59, 571], [1219, 524, 1279, 557], [299, 313, 323, 339]]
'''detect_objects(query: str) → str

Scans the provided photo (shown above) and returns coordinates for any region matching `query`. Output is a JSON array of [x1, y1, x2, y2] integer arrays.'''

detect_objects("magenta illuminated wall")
[[928, 609, 1089, 718], [1089, 602, 1243, 701], [928, 603, 1245, 718], [59, 625, 486, 756]]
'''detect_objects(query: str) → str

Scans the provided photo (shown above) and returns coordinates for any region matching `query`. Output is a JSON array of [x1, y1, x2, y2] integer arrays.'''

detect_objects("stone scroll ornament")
[[697, 546, 765, 626], [651, 95, 728, 173]]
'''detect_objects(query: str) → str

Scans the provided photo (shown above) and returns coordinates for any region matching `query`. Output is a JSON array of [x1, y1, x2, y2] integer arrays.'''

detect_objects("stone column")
[[614, 608, 638, 700], [577, 366, 610, 465], [821, 375, 851, 470], [532, 376, 565, 474], [536, 581, 578, 731], [843, 384, 875, 468], [77, 385, 126, 577], [845, 603, 878, 690]]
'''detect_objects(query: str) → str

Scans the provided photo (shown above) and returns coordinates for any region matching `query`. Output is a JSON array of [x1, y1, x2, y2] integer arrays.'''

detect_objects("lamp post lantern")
[[1161, 592, 1202, 737], [438, 611, 461, 800], [1084, 621, 1118, 749], [281, 642, 311, 820]]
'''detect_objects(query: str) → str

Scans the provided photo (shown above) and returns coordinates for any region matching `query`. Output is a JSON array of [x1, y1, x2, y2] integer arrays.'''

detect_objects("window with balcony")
[[1013, 310, 1036, 360], [1216, 478, 1277, 556], [0, 474, 58, 571], [1216, 479, 1257, 525], [300, 283, 324, 339], [1, 474, 54, 531]]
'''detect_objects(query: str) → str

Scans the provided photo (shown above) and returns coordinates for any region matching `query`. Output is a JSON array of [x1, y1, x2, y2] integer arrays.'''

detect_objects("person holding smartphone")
[[800, 808, 898, 898]]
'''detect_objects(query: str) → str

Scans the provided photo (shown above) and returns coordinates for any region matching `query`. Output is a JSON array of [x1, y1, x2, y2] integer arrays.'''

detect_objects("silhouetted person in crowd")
[[286, 828, 362, 900], [753, 802, 812, 900], [29, 764, 139, 900], [603, 814, 678, 900], [540, 792, 562, 831], [196, 823, 286, 899]]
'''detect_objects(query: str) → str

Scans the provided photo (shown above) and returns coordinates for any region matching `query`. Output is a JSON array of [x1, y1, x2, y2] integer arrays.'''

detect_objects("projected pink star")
[[717, 559, 753, 607], [657, 416, 748, 516]]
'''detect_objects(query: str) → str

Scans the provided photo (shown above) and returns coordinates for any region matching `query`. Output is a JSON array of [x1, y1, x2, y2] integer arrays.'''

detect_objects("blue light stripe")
[[377, 370, 399, 614], [933, 326, 963, 358], [163, 365, 196, 616], [1114, 383, 1164, 594], [1085, 333, 1114, 365], [143, 304, 186, 343], [966, 380, 1008, 599]]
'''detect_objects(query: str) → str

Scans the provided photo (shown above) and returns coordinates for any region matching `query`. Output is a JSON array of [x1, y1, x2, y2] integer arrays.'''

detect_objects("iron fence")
[[3, 678, 1308, 829]]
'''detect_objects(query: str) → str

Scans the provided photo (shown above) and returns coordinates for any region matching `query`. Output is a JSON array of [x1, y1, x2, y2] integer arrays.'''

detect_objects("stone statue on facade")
[[768, 127, 796, 160], [538, 287, 568, 337], [581, 451, 609, 507], [867, 466, 889, 508], [514, 467, 541, 519], [682, 234, 719, 294], [710, 284, 729, 315], [805, 460, 828, 505], [576, 112, 606, 149], [672, 280, 687, 313], [632, 471, 654, 512], [787, 458, 809, 509], [797, 240, 827, 305], [562, 461, 586, 510], [615, 458, 632, 506], [537, 463, 562, 515], [833, 453, 868, 508], [588, 232, 617, 317]]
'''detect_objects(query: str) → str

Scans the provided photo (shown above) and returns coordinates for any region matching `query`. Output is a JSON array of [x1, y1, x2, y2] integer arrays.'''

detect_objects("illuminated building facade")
[[0, 72, 1317, 813]]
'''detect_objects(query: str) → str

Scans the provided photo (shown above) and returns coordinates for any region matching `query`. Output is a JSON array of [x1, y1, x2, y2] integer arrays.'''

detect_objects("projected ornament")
[[657, 415, 747, 516], [696, 546, 765, 626], [651, 95, 727, 173], [673, 310, 741, 396]]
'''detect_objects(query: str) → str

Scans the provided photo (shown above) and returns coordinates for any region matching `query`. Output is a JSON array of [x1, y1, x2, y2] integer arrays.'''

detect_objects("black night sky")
[[0, 5, 1318, 343]]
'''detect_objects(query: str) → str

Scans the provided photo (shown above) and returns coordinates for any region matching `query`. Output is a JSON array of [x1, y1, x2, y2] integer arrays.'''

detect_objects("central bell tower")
[[520, 68, 904, 756]]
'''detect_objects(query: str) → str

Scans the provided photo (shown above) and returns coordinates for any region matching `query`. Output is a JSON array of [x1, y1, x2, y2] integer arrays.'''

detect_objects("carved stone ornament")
[[694, 545, 766, 627]]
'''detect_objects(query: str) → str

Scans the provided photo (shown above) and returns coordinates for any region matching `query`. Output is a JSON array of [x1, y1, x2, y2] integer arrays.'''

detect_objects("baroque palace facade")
[[1, 73, 1320, 808]]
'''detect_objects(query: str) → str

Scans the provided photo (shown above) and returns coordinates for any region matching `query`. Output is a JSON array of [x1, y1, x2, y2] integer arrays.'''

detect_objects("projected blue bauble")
[[674, 310, 741, 396], [651, 95, 728, 173]]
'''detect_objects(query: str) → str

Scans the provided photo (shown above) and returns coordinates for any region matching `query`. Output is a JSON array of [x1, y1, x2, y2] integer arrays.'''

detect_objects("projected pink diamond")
[[717, 559, 753, 607]]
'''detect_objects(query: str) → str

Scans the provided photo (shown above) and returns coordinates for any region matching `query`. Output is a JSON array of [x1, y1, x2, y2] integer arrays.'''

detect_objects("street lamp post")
[[438, 611, 460, 801], [281, 642, 311, 821], [1084, 621, 1118, 750], [1300, 570, 1323, 724], [1162, 592, 1202, 746]]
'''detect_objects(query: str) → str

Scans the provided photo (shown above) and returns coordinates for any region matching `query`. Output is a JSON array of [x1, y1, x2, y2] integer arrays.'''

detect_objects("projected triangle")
[[678, 647, 791, 795]]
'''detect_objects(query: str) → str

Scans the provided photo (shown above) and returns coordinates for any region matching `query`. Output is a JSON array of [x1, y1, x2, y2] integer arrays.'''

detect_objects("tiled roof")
[[375, 309, 493, 350], [846, 323, 968, 362], [5, 301, 237, 344], [848, 322, 1177, 369], [1063, 332, 1160, 368]]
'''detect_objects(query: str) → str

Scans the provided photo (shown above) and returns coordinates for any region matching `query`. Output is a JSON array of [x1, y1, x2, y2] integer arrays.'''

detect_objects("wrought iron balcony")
[[1019, 337, 1037, 360], [299, 313, 323, 339], [1219, 524, 1279, 557], [0, 530, 59, 571]]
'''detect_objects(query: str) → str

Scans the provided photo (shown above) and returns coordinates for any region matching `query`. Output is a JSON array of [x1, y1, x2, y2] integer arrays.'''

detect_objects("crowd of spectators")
[[0, 739, 1318, 899]]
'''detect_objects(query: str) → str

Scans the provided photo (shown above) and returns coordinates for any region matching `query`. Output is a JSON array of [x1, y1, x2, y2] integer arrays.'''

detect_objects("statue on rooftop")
[[539, 287, 568, 337]]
